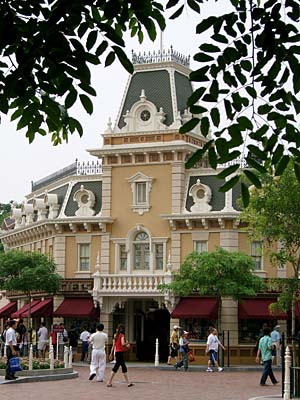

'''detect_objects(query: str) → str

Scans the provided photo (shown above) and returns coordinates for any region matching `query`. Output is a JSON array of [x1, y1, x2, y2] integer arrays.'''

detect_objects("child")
[[206, 328, 225, 372]]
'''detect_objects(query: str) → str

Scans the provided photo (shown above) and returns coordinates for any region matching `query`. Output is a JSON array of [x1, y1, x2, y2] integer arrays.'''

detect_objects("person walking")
[[256, 326, 279, 386], [5, 319, 19, 380], [38, 321, 48, 359], [88, 323, 108, 382], [68, 325, 79, 361], [80, 326, 90, 362], [167, 325, 180, 365], [206, 328, 225, 372], [106, 324, 134, 388], [174, 330, 190, 371], [271, 325, 281, 366]]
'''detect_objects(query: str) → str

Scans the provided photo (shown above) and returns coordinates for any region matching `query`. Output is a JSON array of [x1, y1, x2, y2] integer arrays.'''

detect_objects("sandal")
[[128, 383, 134, 387], [107, 383, 112, 387]]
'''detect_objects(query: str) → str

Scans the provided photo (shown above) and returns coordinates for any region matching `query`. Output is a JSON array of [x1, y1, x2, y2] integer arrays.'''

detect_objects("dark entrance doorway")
[[137, 308, 170, 362]]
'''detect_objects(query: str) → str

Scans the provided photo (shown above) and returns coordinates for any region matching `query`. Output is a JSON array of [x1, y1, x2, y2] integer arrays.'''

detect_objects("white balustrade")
[[154, 338, 159, 367], [68, 346, 73, 368], [284, 346, 292, 400], [64, 346, 69, 367], [49, 344, 54, 370], [29, 344, 33, 371], [95, 274, 166, 294]]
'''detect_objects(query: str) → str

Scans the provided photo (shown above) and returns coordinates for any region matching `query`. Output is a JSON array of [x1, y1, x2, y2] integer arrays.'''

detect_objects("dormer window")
[[127, 172, 154, 215]]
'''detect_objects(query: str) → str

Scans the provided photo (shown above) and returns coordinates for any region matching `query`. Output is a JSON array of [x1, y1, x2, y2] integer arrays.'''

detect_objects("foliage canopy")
[[0, 250, 61, 294], [162, 247, 263, 300], [0, 0, 299, 200], [241, 163, 300, 331]]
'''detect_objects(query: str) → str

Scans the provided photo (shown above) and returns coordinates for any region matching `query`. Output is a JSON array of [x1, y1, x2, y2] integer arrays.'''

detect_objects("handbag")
[[188, 350, 195, 362], [122, 343, 130, 352], [9, 356, 22, 372]]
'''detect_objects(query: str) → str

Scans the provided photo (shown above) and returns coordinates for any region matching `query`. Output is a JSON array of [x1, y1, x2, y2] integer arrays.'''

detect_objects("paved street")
[[0, 365, 281, 400]]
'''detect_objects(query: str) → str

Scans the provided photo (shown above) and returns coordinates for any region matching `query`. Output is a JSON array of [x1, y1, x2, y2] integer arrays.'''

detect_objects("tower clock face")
[[140, 109, 151, 121]]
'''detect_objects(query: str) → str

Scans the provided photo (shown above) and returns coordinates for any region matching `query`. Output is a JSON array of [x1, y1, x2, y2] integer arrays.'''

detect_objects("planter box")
[[0, 367, 73, 376]]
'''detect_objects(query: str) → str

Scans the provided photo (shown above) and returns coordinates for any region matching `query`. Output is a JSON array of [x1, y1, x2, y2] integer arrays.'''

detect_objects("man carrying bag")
[[5, 319, 19, 380]]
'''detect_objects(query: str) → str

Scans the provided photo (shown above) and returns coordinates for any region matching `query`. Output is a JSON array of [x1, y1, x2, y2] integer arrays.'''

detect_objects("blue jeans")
[[260, 359, 277, 385]]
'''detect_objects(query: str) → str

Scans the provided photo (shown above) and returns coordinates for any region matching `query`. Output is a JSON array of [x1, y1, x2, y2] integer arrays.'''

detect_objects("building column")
[[221, 297, 238, 345], [171, 161, 186, 214], [100, 233, 110, 274], [171, 232, 181, 272], [101, 166, 112, 217], [53, 236, 66, 277], [100, 312, 113, 342]]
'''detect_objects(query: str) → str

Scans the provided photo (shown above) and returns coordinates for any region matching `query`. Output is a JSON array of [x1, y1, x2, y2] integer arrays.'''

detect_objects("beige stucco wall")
[[110, 164, 172, 238]]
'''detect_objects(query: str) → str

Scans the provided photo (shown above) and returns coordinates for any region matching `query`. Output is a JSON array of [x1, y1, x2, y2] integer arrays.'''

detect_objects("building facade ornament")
[[73, 185, 96, 217], [189, 179, 212, 213]]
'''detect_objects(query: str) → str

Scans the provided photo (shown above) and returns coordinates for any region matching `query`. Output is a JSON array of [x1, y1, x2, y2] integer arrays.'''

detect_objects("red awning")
[[171, 297, 218, 319], [0, 302, 17, 318], [21, 298, 53, 318], [53, 298, 99, 318], [238, 298, 288, 319], [11, 300, 40, 319]]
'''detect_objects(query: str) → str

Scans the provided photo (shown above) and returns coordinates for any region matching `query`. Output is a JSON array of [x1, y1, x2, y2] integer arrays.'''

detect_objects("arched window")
[[133, 232, 150, 270]]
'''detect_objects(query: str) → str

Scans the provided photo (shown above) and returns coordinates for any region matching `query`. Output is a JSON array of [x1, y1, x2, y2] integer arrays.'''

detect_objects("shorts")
[[170, 345, 178, 358], [38, 341, 47, 351], [209, 349, 218, 366]]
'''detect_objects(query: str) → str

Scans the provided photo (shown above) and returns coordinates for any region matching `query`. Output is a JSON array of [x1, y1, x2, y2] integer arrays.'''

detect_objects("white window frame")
[[78, 243, 90, 272], [250, 241, 263, 270], [194, 240, 208, 253], [133, 232, 150, 271], [127, 173, 154, 215]]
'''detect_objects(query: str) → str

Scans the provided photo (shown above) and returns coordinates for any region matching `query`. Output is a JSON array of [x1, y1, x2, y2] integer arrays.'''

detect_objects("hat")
[[173, 325, 181, 330], [274, 325, 280, 329], [183, 331, 189, 335]]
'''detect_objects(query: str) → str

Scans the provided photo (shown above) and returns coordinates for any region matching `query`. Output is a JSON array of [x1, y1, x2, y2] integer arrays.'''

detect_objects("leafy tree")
[[0, 250, 61, 325], [241, 162, 300, 335], [0, 0, 299, 196], [161, 247, 264, 330]]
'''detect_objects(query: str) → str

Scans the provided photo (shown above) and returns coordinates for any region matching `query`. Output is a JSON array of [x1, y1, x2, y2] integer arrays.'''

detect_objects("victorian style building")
[[0, 49, 291, 363]]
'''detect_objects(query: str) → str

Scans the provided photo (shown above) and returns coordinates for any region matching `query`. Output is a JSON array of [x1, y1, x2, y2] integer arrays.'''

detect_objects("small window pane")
[[136, 182, 146, 204], [79, 244, 90, 271], [155, 244, 163, 270], [194, 241, 208, 253], [251, 241, 262, 270], [120, 244, 127, 271]]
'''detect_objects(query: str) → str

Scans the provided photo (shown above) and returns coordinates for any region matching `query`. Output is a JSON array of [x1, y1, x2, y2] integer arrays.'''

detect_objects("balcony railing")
[[95, 274, 167, 294]]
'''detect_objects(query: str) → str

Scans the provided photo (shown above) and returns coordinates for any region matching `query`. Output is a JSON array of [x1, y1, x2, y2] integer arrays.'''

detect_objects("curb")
[[0, 371, 78, 384]]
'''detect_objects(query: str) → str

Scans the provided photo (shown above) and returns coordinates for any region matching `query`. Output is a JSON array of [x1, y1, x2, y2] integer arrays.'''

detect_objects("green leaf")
[[190, 66, 210, 82], [65, 88, 78, 109], [180, 117, 200, 134], [79, 94, 93, 114], [210, 108, 220, 127], [275, 155, 290, 176], [196, 17, 217, 34], [208, 147, 218, 169], [243, 170, 262, 188], [190, 105, 207, 114], [105, 51, 116, 67], [224, 99, 233, 119], [219, 175, 239, 192], [78, 83, 96, 96], [170, 5, 184, 19], [185, 140, 213, 169], [199, 44, 220, 53], [194, 52, 214, 62], [166, 0, 179, 9], [86, 31, 98, 51], [218, 164, 240, 179], [187, 0, 200, 13], [237, 116, 253, 130], [112, 46, 133, 74], [187, 87, 206, 107], [200, 116, 209, 136], [241, 60, 252, 72], [215, 138, 228, 157], [228, 125, 243, 146], [10, 107, 23, 122], [211, 34, 228, 44], [246, 86, 257, 99], [247, 145, 268, 161], [245, 157, 268, 174], [96, 41, 108, 57], [241, 182, 250, 207], [258, 104, 273, 115]]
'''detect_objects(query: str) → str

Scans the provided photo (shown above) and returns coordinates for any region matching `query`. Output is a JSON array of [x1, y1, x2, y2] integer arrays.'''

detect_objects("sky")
[[0, 7, 216, 204]]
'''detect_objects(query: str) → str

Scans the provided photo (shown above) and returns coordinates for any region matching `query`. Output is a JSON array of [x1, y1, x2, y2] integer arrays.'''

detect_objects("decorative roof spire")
[[132, 47, 190, 68]]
